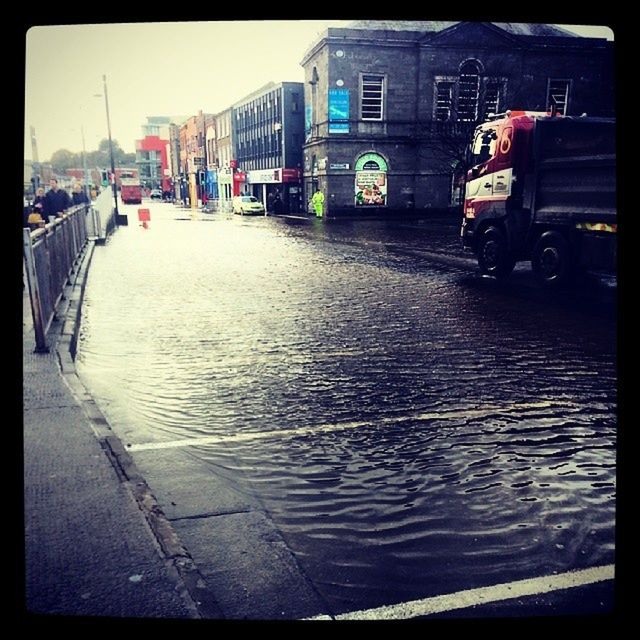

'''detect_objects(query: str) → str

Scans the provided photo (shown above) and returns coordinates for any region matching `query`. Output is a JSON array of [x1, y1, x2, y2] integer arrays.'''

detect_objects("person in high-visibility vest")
[[311, 188, 325, 218]]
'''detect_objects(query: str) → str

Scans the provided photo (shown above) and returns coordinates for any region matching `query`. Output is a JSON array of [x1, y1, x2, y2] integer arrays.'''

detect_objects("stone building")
[[300, 21, 614, 216]]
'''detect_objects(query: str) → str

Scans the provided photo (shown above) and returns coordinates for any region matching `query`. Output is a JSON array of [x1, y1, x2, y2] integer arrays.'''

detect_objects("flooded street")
[[76, 202, 616, 616]]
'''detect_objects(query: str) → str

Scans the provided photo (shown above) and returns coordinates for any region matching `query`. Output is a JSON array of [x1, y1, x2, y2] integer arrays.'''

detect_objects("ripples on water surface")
[[77, 205, 616, 611]]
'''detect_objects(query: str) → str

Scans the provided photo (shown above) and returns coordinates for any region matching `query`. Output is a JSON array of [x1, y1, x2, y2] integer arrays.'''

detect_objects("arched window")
[[458, 61, 482, 122]]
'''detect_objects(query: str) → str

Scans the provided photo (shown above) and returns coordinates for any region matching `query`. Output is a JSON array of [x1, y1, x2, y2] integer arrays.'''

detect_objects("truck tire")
[[477, 225, 515, 278], [531, 231, 573, 287]]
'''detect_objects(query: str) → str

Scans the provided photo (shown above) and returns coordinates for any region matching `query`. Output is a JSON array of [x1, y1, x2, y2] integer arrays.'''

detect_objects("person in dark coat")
[[44, 178, 72, 218], [71, 183, 90, 205], [27, 187, 46, 229], [273, 190, 283, 215]]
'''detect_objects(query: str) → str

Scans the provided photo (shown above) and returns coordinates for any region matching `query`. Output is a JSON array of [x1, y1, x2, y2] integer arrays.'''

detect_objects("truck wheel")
[[477, 225, 515, 278], [531, 231, 573, 287]]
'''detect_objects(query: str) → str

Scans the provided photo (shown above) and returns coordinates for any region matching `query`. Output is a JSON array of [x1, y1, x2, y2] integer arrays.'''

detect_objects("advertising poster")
[[355, 171, 387, 206], [305, 104, 313, 141], [328, 89, 350, 133]]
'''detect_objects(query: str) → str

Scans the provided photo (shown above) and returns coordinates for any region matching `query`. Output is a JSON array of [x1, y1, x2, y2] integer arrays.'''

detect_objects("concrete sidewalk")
[[22, 241, 215, 622]]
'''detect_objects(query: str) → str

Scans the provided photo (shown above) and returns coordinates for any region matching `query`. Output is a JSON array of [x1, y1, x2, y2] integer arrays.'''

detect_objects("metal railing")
[[23, 204, 90, 352], [306, 118, 478, 141]]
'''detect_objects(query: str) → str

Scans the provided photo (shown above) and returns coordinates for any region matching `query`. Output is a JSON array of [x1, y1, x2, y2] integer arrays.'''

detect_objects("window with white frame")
[[483, 79, 504, 119], [458, 61, 481, 122], [360, 74, 384, 120], [435, 80, 455, 121], [547, 79, 570, 115]]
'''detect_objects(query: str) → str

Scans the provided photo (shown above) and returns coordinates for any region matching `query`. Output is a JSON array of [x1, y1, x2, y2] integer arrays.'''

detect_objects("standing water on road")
[[77, 203, 616, 615]]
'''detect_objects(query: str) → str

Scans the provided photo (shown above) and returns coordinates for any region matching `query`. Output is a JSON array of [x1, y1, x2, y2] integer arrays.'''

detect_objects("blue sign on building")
[[328, 89, 350, 134], [305, 104, 313, 140], [207, 169, 218, 199]]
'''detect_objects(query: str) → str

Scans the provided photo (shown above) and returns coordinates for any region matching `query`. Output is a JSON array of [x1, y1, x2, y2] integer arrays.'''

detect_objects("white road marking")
[[128, 401, 567, 452], [306, 564, 615, 620]]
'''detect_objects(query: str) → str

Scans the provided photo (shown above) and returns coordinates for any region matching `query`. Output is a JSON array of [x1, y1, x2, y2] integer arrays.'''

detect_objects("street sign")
[[330, 163, 350, 170]]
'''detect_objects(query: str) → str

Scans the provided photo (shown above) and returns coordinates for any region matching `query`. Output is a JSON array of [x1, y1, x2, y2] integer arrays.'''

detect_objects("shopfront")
[[246, 167, 302, 214], [217, 167, 233, 208]]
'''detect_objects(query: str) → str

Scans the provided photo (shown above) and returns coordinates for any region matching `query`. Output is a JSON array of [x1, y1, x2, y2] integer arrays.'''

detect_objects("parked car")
[[150, 189, 163, 200], [232, 195, 265, 215]]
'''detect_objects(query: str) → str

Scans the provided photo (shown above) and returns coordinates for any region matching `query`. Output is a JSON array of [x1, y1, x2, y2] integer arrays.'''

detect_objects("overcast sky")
[[24, 21, 614, 162]]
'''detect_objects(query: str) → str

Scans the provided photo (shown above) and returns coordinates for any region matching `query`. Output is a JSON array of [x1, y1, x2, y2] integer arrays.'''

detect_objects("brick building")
[[178, 110, 215, 205], [301, 21, 614, 216]]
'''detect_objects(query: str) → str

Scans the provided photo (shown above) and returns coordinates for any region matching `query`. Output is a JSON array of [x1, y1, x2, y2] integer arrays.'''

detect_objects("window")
[[547, 79, 570, 115], [361, 74, 384, 120], [483, 80, 503, 119], [458, 61, 481, 122], [470, 126, 498, 166], [435, 81, 454, 121], [291, 92, 299, 113]]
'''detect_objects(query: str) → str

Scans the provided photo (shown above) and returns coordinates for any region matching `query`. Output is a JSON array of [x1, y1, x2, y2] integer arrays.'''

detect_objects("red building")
[[135, 135, 170, 192]]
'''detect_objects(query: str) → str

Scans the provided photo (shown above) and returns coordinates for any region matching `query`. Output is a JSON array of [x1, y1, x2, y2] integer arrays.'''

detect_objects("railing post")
[[23, 229, 49, 353], [69, 211, 79, 269], [95, 206, 102, 239]]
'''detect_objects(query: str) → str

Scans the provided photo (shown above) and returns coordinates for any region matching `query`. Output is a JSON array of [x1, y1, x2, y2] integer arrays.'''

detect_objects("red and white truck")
[[461, 111, 616, 286]]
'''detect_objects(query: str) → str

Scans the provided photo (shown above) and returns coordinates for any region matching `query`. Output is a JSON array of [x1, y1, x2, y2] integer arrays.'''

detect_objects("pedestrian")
[[311, 188, 325, 218], [267, 191, 275, 214], [273, 192, 283, 215], [71, 183, 90, 205], [32, 187, 46, 217], [43, 178, 72, 218], [27, 209, 45, 231]]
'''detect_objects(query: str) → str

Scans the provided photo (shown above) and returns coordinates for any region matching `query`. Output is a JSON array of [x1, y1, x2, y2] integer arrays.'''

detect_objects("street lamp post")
[[80, 125, 90, 201], [102, 74, 127, 225]]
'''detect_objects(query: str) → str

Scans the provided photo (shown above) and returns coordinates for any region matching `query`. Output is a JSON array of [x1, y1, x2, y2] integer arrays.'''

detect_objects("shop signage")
[[355, 152, 388, 206], [247, 168, 282, 184], [281, 168, 301, 182], [218, 167, 232, 184], [354, 152, 388, 172]]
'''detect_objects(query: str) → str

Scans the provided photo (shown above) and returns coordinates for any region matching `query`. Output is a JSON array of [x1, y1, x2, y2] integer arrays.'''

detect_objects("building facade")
[[214, 109, 235, 205], [178, 111, 215, 205], [168, 122, 183, 200], [300, 21, 614, 216], [205, 120, 217, 200], [136, 135, 169, 192], [232, 81, 305, 213]]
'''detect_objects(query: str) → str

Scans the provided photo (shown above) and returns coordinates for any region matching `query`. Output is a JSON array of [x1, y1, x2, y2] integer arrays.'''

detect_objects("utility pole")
[[81, 125, 90, 201], [30, 126, 40, 192]]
